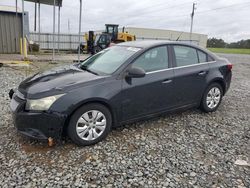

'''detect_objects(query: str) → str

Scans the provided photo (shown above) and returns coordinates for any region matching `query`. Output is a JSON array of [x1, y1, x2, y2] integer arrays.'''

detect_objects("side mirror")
[[126, 67, 146, 78]]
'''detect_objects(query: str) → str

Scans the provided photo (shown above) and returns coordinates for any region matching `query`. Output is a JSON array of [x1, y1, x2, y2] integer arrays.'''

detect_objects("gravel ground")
[[0, 54, 249, 187]]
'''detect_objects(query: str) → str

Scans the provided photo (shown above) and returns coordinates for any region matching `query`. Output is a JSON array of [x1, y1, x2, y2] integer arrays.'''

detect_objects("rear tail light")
[[227, 64, 233, 71]]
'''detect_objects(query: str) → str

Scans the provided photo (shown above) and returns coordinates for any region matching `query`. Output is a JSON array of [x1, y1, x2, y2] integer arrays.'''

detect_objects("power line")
[[89, 0, 200, 26], [132, 0, 182, 11], [133, 1, 194, 16], [124, 1, 250, 36], [196, 1, 250, 14], [174, 1, 250, 18], [127, 1, 250, 26], [70, 1, 250, 33], [109, 0, 213, 23]]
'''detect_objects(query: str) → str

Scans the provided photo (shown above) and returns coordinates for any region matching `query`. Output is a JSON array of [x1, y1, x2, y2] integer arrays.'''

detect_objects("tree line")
[[207, 38, 250, 48]]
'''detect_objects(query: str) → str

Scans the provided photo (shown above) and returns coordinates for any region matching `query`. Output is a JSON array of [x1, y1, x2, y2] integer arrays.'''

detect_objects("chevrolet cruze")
[[10, 41, 232, 146]]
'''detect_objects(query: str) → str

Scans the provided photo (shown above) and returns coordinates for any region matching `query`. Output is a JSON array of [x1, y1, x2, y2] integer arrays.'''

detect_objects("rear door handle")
[[162, 79, 172, 84], [198, 71, 207, 76]]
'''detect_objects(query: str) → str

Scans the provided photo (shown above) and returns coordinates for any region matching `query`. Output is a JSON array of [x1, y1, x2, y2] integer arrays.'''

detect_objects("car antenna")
[[176, 31, 184, 41]]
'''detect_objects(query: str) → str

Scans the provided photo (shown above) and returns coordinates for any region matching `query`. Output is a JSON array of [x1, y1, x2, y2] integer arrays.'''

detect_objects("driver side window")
[[132, 46, 168, 73]]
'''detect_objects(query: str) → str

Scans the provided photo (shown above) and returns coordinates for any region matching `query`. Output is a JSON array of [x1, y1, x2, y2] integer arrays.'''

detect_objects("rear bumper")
[[224, 71, 232, 94], [10, 91, 66, 140]]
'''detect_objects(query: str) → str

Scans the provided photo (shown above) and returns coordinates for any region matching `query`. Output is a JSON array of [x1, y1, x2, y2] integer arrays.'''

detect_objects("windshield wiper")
[[81, 66, 99, 75]]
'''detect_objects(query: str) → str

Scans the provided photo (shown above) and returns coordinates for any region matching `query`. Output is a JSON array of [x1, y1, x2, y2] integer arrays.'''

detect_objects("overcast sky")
[[1, 0, 250, 42]]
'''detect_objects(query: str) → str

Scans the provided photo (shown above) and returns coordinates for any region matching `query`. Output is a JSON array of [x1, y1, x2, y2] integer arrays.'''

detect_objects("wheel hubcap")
[[76, 110, 106, 141], [206, 87, 221, 109]]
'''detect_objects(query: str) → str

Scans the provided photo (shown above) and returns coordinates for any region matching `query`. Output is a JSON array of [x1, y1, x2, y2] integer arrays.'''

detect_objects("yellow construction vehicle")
[[78, 31, 95, 53], [105, 24, 136, 43], [79, 24, 136, 54]]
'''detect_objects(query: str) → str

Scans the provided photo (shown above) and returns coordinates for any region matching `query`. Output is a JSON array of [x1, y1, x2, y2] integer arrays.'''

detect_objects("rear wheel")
[[200, 83, 223, 112], [67, 103, 112, 146]]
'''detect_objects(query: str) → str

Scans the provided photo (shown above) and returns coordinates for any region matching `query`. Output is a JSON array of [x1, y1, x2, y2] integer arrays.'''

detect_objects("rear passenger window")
[[173, 45, 198, 67], [197, 50, 207, 63]]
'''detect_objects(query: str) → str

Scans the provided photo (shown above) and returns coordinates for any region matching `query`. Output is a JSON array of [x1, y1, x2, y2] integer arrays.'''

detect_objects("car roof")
[[117, 40, 198, 48], [117, 40, 218, 59]]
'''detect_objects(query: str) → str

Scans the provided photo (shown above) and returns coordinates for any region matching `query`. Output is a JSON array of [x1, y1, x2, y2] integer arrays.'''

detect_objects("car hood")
[[18, 64, 106, 98]]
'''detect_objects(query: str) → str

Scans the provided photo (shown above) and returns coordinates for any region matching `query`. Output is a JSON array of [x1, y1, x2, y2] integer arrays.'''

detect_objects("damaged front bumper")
[[10, 89, 66, 140]]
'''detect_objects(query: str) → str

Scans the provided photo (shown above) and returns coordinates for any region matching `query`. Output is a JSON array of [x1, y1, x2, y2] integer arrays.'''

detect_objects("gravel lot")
[[0, 54, 249, 187]]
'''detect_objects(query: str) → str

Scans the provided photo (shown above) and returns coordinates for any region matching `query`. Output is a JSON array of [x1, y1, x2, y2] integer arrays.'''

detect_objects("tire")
[[94, 46, 102, 54], [67, 103, 112, 146], [200, 83, 223, 113]]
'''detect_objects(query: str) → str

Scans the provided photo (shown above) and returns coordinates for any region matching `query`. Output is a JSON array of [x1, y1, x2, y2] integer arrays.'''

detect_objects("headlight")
[[25, 94, 64, 111]]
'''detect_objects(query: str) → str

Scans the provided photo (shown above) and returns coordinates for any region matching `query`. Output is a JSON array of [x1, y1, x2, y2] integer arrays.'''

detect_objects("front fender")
[[49, 79, 122, 124]]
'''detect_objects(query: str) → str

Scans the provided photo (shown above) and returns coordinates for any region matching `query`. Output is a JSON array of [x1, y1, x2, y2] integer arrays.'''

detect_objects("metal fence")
[[29, 32, 200, 51], [29, 32, 84, 50]]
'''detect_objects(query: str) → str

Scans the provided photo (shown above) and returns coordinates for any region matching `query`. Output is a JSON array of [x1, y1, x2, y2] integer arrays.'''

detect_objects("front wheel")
[[94, 46, 102, 54], [67, 103, 112, 146], [200, 83, 223, 113]]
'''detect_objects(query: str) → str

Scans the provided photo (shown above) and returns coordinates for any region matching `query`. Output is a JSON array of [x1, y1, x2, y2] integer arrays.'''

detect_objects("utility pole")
[[78, 0, 83, 63], [22, 0, 26, 58], [52, 0, 55, 61], [38, 1, 40, 44], [34, 2, 37, 32], [189, 2, 197, 43], [58, 5, 61, 52], [68, 19, 70, 33], [15, 0, 18, 52]]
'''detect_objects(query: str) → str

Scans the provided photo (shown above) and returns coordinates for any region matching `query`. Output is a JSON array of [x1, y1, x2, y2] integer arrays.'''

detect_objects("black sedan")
[[10, 41, 232, 146]]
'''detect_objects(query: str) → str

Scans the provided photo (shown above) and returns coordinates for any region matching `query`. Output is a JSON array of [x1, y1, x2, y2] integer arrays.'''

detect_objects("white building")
[[121, 27, 208, 48]]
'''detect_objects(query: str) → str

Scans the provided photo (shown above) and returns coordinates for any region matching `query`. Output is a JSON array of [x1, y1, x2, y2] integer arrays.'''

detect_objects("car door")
[[121, 46, 175, 121], [171, 45, 210, 106]]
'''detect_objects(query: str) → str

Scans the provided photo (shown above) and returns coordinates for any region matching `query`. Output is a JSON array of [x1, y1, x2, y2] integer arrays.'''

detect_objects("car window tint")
[[173, 45, 199, 67], [132, 46, 168, 72], [81, 46, 141, 74], [197, 50, 207, 63], [208, 55, 214, 62]]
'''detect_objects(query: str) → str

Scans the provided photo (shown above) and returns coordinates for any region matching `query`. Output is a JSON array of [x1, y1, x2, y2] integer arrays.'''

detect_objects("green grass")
[[207, 48, 250, 55]]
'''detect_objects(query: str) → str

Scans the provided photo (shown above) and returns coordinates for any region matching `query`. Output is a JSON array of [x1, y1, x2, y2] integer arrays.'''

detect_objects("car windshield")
[[79, 46, 141, 75]]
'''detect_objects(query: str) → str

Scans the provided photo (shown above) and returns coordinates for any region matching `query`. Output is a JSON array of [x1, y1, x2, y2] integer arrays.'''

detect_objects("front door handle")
[[162, 79, 172, 84], [198, 71, 207, 76]]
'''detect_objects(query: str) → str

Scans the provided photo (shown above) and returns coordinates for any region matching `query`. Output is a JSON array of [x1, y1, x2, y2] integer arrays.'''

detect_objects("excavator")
[[79, 24, 136, 54]]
